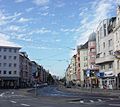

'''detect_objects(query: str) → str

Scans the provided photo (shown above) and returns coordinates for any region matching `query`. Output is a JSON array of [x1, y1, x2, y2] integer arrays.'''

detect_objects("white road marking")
[[109, 104, 120, 106], [89, 100, 94, 103], [80, 100, 84, 103], [110, 98, 114, 100], [11, 92, 14, 94], [0, 93, 5, 97], [98, 99, 102, 102], [21, 104, 30, 106], [10, 101, 17, 104], [68, 101, 81, 104]]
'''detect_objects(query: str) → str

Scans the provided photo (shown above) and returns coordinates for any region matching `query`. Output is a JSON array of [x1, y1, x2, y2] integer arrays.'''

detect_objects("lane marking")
[[21, 104, 30, 106], [11, 92, 14, 94], [10, 101, 17, 104], [68, 102, 81, 104], [0, 93, 5, 97], [89, 100, 94, 103], [80, 100, 84, 103], [98, 99, 102, 102], [109, 104, 120, 106], [110, 98, 114, 100]]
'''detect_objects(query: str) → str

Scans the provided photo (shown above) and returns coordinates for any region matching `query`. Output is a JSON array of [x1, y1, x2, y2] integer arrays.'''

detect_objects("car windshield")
[[0, 0, 120, 107]]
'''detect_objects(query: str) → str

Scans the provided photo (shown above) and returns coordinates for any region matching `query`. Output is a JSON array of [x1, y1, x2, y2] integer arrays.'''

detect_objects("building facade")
[[79, 42, 88, 87], [113, 6, 120, 89], [96, 18, 116, 89], [19, 52, 32, 88], [0, 46, 21, 88], [84, 32, 99, 88]]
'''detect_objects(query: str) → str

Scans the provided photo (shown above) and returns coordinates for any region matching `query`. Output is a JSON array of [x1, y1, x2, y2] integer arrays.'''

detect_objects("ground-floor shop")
[[99, 77, 116, 89], [0, 77, 19, 89]]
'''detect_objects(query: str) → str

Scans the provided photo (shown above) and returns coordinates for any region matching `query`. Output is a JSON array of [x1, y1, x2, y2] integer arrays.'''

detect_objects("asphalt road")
[[0, 86, 120, 107]]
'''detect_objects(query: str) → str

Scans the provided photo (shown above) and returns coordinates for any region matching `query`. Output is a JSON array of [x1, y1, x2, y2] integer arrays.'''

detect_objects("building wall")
[[0, 47, 20, 77], [0, 46, 21, 88], [70, 55, 77, 81], [80, 49, 88, 83]]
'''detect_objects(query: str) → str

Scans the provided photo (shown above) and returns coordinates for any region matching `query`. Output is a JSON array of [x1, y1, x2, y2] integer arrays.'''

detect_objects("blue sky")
[[0, 0, 117, 77]]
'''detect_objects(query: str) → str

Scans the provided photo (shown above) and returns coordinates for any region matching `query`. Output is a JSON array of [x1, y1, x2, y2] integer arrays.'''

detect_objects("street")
[[0, 86, 120, 107]]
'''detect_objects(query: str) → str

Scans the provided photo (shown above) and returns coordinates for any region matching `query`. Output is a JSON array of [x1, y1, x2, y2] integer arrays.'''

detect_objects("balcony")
[[96, 55, 114, 64]]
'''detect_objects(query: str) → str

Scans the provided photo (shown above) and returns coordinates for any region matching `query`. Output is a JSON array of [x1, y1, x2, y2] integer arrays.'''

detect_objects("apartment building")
[[79, 42, 88, 87], [76, 46, 81, 85], [84, 32, 99, 88], [96, 17, 116, 89], [113, 5, 120, 89], [0, 45, 21, 88], [19, 52, 32, 88]]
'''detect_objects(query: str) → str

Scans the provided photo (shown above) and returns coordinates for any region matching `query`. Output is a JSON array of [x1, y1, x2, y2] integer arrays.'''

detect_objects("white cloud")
[[9, 25, 20, 32], [15, 0, 25, 3], [33, 0, 49, 6], [29, 27, 51, 34], [55, 39, 61, 42], [0, 33, 21, 47], [18, 17, 30, 23], [55, 1, 65, 8], [41, 12, 48, 16], [76, 0, 115, 45], [70, 0, 116, 57], [0, 10, 22, 25], [26, 7, 34, 12]]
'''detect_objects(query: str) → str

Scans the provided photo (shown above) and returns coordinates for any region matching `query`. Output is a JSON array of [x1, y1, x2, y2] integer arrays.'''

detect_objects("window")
[[9, 56, 12, 59], [9, 49, 12, 52], [104, 24, 106, 36], [0, 63, 1, 67], [3, 63, 7, 67], [117, 60, 119, 69], [0, 55, 1, 59], [14, 71, 17, 74], [4, 48, 7, 52], [3, 56, 6, 59], [90, 48, 95, 52], [100, 27, 102, 38], [101, 65, 105, 70], [103, 42, 105, 48], [14, 63, 16, 67], [116, 32, 118, 41], [109, 50, 113, 55], [103, 53, 105, 57], [3, 70, 6, 74], [108, 39, 112, 47], [14, 49, 17, 53], [9, 71, 12, 74], [109, 63, 113, 69], [0, 70, 1, 74], [9, 63, 12, 67], [14, 56, 17, 60]]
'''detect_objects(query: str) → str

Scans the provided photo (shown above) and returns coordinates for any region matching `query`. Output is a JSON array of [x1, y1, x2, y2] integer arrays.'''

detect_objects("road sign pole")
[[35, 79, 37, 96]]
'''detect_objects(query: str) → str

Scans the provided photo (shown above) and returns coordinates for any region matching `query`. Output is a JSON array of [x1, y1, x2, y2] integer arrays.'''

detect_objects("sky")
[[0, 0, 117, 77]]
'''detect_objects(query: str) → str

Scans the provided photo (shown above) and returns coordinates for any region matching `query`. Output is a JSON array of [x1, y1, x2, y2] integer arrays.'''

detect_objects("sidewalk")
[[58, 85, 120, 97]]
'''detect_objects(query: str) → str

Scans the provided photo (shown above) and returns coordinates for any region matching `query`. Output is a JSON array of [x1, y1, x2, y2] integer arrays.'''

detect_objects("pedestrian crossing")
[[68, 97, 114, 104], [0, 91, 25, 98]]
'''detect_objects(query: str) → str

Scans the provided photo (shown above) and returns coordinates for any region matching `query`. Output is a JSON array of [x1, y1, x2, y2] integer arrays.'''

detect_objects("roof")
[[81, 41, 88, 49], [88, 32, 96, 42]]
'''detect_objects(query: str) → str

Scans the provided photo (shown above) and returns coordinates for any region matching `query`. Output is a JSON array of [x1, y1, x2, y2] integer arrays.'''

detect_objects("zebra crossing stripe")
[[90, 100, 94, 103], [98, 99, 102, 102], [80, 100, 84, 103]]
